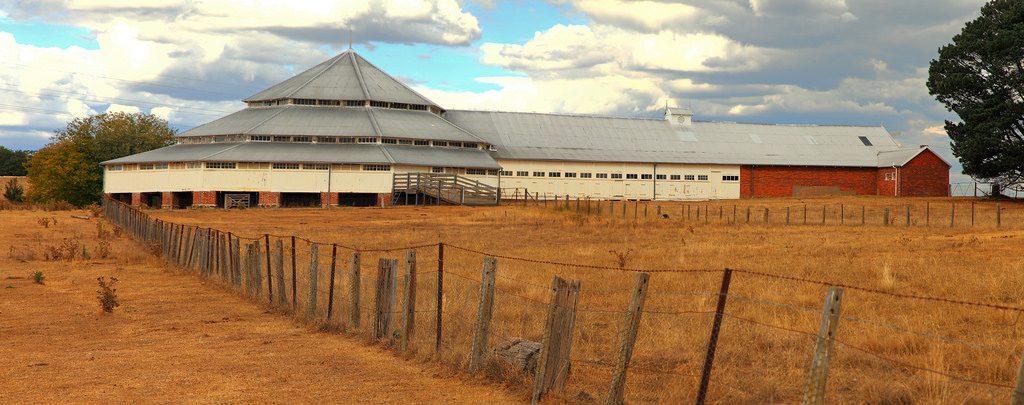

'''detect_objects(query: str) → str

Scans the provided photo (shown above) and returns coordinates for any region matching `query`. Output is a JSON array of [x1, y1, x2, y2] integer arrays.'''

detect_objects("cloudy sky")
[[0, 0, 988, 183]]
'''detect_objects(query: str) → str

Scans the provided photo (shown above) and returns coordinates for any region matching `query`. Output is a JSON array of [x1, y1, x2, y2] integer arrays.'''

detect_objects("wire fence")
[[103, 198, 1024, 404]]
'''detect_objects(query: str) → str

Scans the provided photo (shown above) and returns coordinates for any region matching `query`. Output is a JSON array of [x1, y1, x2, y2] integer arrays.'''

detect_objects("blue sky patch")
[[0, 17, 98, 50]]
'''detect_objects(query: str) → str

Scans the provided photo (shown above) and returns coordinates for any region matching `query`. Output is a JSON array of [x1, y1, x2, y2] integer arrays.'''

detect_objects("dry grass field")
[[0, 209, 519, 404], [140, 196, 1024, 404]]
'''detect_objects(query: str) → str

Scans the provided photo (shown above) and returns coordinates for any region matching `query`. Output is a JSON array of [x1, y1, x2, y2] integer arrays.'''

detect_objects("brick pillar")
[[377, 193, 393, 207], [161, 192, 173, 209], [193, 191, 216, 208], [320, 192, 338, 207], [258, 192, 280, 208], [131, 193, 142, 206]]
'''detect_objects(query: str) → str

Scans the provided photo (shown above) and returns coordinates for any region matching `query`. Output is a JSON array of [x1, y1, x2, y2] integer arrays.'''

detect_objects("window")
[[463, 143, 478, 148], [292, 136, 312, 143], [432, 167, 444, 173], [516, 171, 529, 177], [500, 171, 512, 176], [698, 175, 709, 181], [433, 141, 448, 147], [107, 165, 122, 171], [884, 172, 897, 181], [723, 175, 739, 182], [317, 99, 341, 106], [344, 100, 364, 107], [859, 136, 873, 146], [580, 173, 593, 179], [626, 174, 638, 179], [641, 174, 653, 180], [449, 142, 462, 148], [317, 137, 337, 143], [611, 173, 623, 179], [251, 135, 271, 142], [273, 163, 299, 170], [363, 164, 391, 171], [414, 140, 430, 146], [381, 138, 398, 144], [670, 175, 681, 180], [548, 172, 562, 178], [292, 98, 316, 105], [357, 137, 377, 144], [564, 172, 577, 178], [273, 136, 290, 142], [533, 172, 546, 177], [488, 170, 499, 176], [684, 175, 695, 181], [338, 137, 354, 143], [656, 174, 667, 180], [154, 163, 169, 170], [466, 169, 487, 175], [398, 139, 413, 145], [596, 173, 608, 179], [339, 164, 360, 171], [206, 162, 236, 169], [303, 164, 329, 170], [186, 162, 202, 169], [140, 164, 155, 170], [370, 101, 389, 108]]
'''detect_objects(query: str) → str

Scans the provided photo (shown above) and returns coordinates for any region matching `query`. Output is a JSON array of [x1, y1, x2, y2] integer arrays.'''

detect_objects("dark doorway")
[[281, 192, 322, 208], [110, 193, 131, 204], [172, 192, 193, 209], [339, 193, 377, 207], [140, 192, 162, 209]]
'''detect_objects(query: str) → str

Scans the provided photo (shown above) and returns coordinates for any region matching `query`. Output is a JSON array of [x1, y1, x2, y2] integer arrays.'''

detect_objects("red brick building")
[[740, 147, 950, 198]]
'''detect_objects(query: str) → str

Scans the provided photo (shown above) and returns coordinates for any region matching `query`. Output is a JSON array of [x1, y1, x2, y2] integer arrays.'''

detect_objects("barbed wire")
[[445, 243, 722, 274]]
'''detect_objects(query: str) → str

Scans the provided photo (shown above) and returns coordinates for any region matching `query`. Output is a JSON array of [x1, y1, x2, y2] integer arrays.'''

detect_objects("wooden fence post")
[[327, 244, 338, 321], [696, 269, 733, 405], [275, 239, 287, 307], [803, 205, 808, 225], [786, 206, 791, 225], [861, 206, 865, 226], [950, 202, 955, 227], [373, 258, 398, 342], [802, 286, 844, 405], [291, 236, 297, 309], [821, 205, 826, 225], [906, 204, 911, 226], [926, 202, 931, 226], [605, 273, 649, 405], [306, 244, 320, 319], [971, 201, 975, 226], [883, 208, 890, 226], [436, 243, 444, 351], [840, 204, 845, 225], [998, 203, 1002, 228], [401, 249, 417, 352], [533, 275, 581, 404], [763, 208, 769, 224], [746, 207, 751, 224], [469, 257, 498, 373], [349, 251, 362, 329], [253, 240, 264, 298]]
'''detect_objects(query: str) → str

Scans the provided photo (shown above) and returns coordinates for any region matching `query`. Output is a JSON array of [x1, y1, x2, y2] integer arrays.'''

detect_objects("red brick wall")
[[377, 193, 392, 207], [193, 191, 216, 207], [258, 192, 280, 207], [740, 166, 879, 198], [161, 192, 173, 208], [320, 192, 339, 207], [131, 193, 141, 206], [896, 149, 950, 197], [877, 167, 896, 197]]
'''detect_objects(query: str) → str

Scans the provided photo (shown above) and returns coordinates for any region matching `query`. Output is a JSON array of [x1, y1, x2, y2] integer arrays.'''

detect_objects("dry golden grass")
[[148, 196, 1024, 403]]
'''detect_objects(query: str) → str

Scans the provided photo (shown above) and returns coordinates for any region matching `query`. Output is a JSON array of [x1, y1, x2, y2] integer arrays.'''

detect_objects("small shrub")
[[96, 221, 111, 239], [97, 240, 111, 259], [43, 238, 80, 261], [37, 217, 51, 228], [97, 277, 120, 313], [3, 179, 24, 203], [609, 249, 634, 269], [32, 271, 44, 284]]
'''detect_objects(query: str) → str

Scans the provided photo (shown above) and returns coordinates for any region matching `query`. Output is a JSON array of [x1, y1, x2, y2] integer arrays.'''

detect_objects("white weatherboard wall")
[[465, 160, 741, 200], [104, 165, 398, 194]]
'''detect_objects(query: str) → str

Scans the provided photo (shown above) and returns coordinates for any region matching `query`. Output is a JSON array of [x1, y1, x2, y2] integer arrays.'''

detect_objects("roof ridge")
[[243, 105, 290, 134], [198, 142, 245, 161], [349, 51, 371, 100], [351, 52, 439, 108], [364, 106, 384, 138], [283, 52, 348, 99], [447, 108, 662, 121]]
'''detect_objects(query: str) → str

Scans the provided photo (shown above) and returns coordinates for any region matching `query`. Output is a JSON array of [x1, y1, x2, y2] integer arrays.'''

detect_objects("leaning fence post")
[[533, 275, 581, 404], [696, 269, 733, 405], [605, 273, 649, 405], [348, 251, 362, 329], [469, 257, 498, 373], [436, 243, 444, 351], [400, 249, 417, 352], [327, 244, 338, 321], [306, 244, 320, 319], [803, 286, 844, 405]]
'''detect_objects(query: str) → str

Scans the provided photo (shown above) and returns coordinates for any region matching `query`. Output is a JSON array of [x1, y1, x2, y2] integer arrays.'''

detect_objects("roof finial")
[[348, 29, 353, 50]]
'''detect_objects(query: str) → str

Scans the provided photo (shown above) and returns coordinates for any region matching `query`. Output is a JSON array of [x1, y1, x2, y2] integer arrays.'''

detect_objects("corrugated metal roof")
[[101, 142, 500, 169], [180, 106, 478, 141], [444, 110, 904, 167], [243, 50, 437, 107], [876, 147, 950, 167]]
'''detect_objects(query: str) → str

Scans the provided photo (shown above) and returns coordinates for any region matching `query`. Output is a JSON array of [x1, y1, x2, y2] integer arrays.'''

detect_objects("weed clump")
[[32, 271, 44, 284], [43, 238, 81, 261], [97, 277, 119, 313]]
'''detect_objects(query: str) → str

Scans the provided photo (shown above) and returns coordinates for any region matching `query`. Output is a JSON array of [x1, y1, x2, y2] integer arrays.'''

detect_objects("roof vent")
[[664, 106, 693, 126]]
